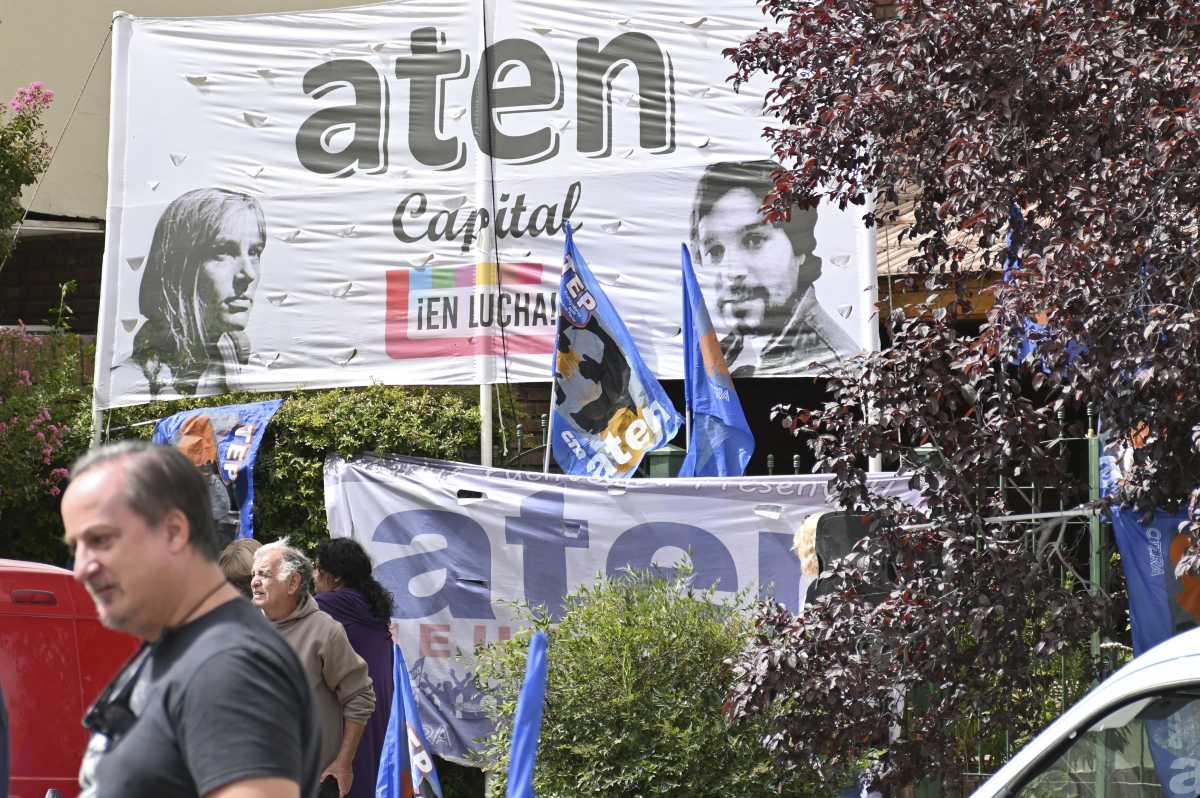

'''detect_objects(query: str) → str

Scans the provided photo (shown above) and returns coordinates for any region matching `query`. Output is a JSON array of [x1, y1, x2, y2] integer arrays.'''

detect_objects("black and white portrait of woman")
[[689, 160, 860, 377], [125, 188, 267, 398]]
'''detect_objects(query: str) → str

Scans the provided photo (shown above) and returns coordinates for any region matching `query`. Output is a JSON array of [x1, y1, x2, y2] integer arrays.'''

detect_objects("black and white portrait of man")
[[689, 160, 860, 377], [120, 187, 267, 399]]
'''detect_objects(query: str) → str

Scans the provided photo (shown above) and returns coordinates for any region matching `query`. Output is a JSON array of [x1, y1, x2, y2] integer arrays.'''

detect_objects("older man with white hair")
[[252, 539, 375, 798]]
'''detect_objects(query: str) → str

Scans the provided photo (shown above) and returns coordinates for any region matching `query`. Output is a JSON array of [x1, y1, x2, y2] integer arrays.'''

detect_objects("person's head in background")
[[690, 160, 821, 341], [314, 538, 395, 624], [219, 537, 262, 600], [251, 538, 312, 621]]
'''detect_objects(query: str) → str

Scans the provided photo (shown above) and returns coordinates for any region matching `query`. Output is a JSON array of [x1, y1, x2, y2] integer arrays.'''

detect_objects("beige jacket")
[[271, 593, 376, 769]]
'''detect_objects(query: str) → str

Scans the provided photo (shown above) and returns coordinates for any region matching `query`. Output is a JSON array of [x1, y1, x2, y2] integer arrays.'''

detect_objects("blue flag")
[[550, 223, 682, 477], [1111, 509, 1200, 797], [677, 244, 754, 477], [506, 631, 549, 798], [152, 398, 282, 543], [376, 644, 443, 798]]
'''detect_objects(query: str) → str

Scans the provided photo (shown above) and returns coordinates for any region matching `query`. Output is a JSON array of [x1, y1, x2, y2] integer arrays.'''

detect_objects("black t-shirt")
[[78, 597, 321, 798]]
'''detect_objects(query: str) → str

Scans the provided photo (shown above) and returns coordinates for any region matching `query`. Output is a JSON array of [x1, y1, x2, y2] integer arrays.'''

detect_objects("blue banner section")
[[549, 223, 682, 478], [678, 244, 753, 477], [1111, 508, 1200, 798], [505, 631, 549, 798], [1111, 509, 1198, 656], [377, 643, 444, 798], [152, 398, 282, 544]]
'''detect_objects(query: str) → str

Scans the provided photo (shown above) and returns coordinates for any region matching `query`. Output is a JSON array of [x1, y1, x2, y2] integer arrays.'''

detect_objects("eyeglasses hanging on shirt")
[[81, 641, 153, 747]]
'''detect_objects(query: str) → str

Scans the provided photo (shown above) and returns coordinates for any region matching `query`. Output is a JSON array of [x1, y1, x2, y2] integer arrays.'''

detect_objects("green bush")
[[106, 384, 481, 551], [474, 568, 812, 798], [0, 326, 93, 563]]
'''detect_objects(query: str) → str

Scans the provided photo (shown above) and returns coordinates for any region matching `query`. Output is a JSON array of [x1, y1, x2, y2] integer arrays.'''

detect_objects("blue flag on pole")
[[1111, 509, 1200, 797], [550, 222, 682, 477], [376, 644, 443, 798], [677, 244, 754, 477], [152, 398, 282, 543], [506, 631, 549, 798]]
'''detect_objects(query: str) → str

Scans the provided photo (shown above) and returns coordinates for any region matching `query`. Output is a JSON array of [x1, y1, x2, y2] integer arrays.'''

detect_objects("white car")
[[972, 626, 1200, 798]]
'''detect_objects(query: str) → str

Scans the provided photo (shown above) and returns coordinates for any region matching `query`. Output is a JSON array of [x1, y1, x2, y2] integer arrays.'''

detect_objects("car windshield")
[[1014, 690, 1200, 798]]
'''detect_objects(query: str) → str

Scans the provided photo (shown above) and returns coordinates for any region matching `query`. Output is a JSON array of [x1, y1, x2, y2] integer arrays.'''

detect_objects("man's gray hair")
[[70, 440, 220, 561], [257, 537, 313, 596]]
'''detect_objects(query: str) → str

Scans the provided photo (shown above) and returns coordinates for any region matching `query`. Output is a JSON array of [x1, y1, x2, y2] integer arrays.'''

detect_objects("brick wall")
[[0, 233, 104, 332]]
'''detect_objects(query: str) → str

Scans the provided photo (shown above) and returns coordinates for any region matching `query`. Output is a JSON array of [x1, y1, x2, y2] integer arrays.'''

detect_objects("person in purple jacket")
[[312, 539, 395, 798]]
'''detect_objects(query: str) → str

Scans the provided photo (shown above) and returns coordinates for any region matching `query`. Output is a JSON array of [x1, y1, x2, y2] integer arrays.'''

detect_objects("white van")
[[971, 626, 1200, 798]]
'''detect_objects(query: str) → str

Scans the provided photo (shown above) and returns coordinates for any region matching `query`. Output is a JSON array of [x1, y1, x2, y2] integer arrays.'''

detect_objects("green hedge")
[[105, 384, 482, 552], [474, 568, 813, 798], [0, 328, 93, 564]]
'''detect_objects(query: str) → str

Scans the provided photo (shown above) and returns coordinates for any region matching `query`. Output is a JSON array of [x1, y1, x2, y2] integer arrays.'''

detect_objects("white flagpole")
[[480, 385, 493, 467], [542, 382, 556, 474], [476, 0, 496, 468], [861, 191, 883, 472]]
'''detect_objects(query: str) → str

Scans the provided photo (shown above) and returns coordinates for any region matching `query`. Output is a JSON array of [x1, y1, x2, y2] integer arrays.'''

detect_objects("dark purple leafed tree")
[[722, 0, 1200, 789]]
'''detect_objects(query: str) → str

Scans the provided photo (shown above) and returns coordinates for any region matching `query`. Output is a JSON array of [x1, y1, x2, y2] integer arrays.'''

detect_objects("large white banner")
[[324, 454, 916, 761], [97, 1, 878, 408]]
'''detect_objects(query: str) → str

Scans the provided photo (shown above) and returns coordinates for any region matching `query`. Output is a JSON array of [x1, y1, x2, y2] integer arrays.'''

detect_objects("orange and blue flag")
[[678, 243, 754, 477]]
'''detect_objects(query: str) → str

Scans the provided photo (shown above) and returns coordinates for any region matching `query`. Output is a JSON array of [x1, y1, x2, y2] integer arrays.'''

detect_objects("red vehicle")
[[0, 559, 139, 798]]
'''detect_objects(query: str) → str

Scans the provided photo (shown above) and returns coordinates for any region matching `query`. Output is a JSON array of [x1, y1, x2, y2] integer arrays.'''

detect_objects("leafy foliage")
[[0, 324, 93, 562], [718, 0, 1200, 787], [0, 82, 53, 266], [106, 384, 481, 551], [475, 568, 814, 798]]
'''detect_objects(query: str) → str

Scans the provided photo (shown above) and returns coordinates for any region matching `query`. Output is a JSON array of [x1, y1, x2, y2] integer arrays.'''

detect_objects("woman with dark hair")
[[313, 538, 395, 798], [131, 187, 266, 397]]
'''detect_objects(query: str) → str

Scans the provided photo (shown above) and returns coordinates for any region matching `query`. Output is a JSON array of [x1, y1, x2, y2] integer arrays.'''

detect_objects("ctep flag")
[[152, 398, 282, 545], [677, 244, 754, 477], [549, 222, 681, 477], [376, 644, 442, 798], [505, 631, 549, 798]]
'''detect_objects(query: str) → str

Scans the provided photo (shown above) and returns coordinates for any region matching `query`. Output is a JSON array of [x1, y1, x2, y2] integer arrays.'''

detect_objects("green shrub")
[[0, 326, 92, 563], [105, 384, 481, 551], [474, 568, 812, 798]]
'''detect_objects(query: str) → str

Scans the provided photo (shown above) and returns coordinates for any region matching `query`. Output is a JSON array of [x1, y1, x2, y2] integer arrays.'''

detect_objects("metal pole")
[[475, 0, 496, 469], [480, 384, 493, 467], [542, 396, 555, 473], [1087, 404, 1104, 652], [1087, 403, 1109, 798], [90, 405, 104, 448], [868, 401, 883, 472], [860, 190, 883, 474]]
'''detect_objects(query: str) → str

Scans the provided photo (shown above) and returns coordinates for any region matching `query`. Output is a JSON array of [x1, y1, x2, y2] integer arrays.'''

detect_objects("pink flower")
[[49, 486, 61, 497], [7, 83, 54, 115], [50, 467, 69, 480], [35, 431, 45, 441]]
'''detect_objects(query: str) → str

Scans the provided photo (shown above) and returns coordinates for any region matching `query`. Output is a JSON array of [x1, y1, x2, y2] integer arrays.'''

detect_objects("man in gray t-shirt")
[[63, 441, 320, 798]]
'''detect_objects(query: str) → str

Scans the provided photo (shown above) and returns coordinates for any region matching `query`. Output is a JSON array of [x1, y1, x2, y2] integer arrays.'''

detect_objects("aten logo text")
[[295, 26, 676, 176]]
